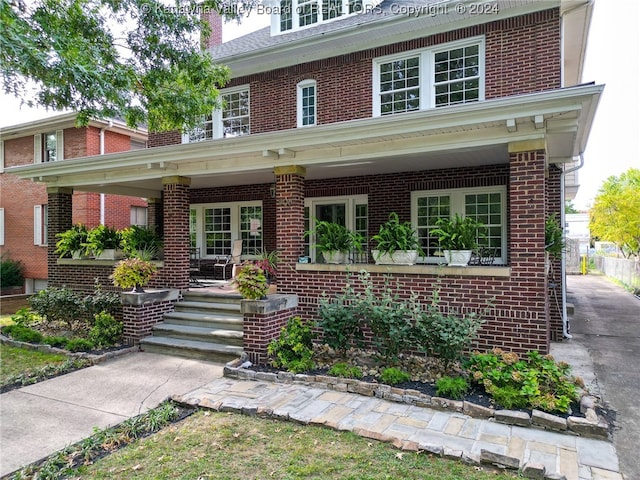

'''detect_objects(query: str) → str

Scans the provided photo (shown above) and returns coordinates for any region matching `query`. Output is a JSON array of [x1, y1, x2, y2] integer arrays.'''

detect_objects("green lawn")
[[0, 343, 68, 381], [75, 411, 519, 480]]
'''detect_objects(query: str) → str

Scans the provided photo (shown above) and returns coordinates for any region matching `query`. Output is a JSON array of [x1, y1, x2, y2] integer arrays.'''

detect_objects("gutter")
[[559, 153, 585, 339]]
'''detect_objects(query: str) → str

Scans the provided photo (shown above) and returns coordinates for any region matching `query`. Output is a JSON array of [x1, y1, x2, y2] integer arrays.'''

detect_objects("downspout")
[[559, 153, 585, 339], [99, 121, 113, 225]]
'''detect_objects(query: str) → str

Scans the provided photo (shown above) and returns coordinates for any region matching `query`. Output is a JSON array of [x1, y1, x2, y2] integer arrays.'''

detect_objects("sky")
[[1, 1, 638, 211]]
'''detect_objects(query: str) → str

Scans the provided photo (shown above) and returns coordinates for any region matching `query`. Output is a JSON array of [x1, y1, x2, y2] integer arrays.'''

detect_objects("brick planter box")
[[120, 289, 180, 345]]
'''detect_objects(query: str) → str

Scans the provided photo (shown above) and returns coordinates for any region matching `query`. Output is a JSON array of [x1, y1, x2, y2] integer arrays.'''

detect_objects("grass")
[[74, 411, 519, 480], [0, 343, 68, 380]]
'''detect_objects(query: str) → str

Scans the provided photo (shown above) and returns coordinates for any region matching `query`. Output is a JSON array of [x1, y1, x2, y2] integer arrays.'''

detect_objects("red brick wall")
[[158, 179, 191, 291], [243, 306, 299, 364], [122, 300, 176, 345], [148, 9, 561, 147]]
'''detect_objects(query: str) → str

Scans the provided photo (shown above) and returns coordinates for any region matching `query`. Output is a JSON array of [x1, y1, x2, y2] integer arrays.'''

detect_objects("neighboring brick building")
[[0, 114, 148, 292], [8, 0, 602, 353]]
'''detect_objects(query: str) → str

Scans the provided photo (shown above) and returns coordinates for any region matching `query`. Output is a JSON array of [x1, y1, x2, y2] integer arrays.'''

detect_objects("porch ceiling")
[[7, 84, 603, 198]]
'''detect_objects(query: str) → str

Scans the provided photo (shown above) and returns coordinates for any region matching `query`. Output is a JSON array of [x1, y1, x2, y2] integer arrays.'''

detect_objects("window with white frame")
[[34, 131, 64, 163], [297, 80, 317, 127], [190, 202, 262, 258], [182, 87, 250, 143], [130, 206, 148, 226], [412, 186, 506, 264], [274, 0, 367, 34], [33, 204, 48, 246], [373, 37, 484, 116], [304, 196, 368, 262]]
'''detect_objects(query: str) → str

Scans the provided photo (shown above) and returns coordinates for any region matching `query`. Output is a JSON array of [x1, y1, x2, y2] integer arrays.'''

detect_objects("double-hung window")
[[34, 131, 64, 163], [373, 37, 484, 116], [182, 86, 250, 143], [412, 186, 506, 264], [190, 202, 262, 258], [297, 80, 317, 127], [274, 0, 367, 34]]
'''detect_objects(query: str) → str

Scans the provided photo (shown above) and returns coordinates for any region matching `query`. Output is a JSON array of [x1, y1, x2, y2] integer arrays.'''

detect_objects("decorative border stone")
[[222, 363, 610, 440]]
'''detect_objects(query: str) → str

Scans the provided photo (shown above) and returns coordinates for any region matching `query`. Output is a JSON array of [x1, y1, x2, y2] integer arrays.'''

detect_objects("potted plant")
[[54, 223, 89, 259], [431, 214, 486, 266], [233, 261, 269, 300], [111, 257, 158, 293], [370, 212, 421, 265], [306, 220, 363, 264], [121, 225, 163, 260], [84, 224, 123, 260], [254, 249, 279, 282]]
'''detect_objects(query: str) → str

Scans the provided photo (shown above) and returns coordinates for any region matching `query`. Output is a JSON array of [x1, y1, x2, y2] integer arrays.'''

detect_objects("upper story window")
[[297, 80, 317, 127], [182, 86, 250, 143], [34, 130, 64, 163], [273, 0, 367, 35], [373, 37, 485, 117]]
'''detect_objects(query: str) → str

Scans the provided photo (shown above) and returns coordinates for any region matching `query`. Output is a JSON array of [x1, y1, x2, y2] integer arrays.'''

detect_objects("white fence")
[[593, 256, 640, 289]]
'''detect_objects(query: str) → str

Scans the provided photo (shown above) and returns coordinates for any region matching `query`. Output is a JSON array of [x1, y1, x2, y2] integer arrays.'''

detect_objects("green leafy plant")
[[111, 258, 158, 292], [54, 223, 89, 258], [1, 324, 44, 344], [370, 212, 421, 256], [328, 362, 363, 379], [66, 338, 95, 353], [89, 311, 123, 348], [120, 225, 163, 259], [318, 277, 365, 354], [233, 262, 269, 300], [82, 281, 121, 321], [465, 348, 580, 414], [253, 249, 279, 281], [267, 317, 316, 373], [43, 336, 70, 349], [435, 376, 469, 400], [10, 307, 40, 327], [545, 214, 565, 259], [306, 220, 363, 255], [0, 253, 24, 288], [380, 367, 410, 385], [431, 214, 486, 251], [84, 224, 122, 256], [29, 287, 86, 333]]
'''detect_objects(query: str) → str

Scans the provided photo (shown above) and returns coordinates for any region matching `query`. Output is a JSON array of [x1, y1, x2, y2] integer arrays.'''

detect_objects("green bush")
[[328, 362, 363, 379], [83, 282, 121, 322], [66, 338, 95, 352], [43, 336, 70, 349], [318, 278, 364, 354], [89, 311, 123, 348], [435, 376, 469, 400], [380, 367, 410, 385], [0, 253, 24, 288], [29, 287, 85, 332], [267, 317, 316, 373], [465, 348, 581, 414], [2, 324, 44, 344], [10, 308, 40, 327]]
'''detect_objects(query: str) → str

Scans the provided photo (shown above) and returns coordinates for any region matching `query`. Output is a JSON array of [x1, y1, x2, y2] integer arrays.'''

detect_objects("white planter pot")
[[71, 250, 90, 260], [95, 249, 125, 260], [372, 250, 419, 265], [321, 251, 348, 264], [444, 250, 472, 267]]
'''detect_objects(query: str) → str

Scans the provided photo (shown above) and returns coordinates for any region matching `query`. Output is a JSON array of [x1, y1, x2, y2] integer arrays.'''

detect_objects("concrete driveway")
[[0, 352, 223, 477], [566, 274, 640, 480]]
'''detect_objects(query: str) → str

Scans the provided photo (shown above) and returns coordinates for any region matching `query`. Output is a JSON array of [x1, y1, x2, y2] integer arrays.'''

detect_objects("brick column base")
[[121, 289, 179, 344]]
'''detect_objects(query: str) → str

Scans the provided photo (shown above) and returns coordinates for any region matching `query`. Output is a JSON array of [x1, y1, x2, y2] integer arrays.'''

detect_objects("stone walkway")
[[175, 377, 622, 480]]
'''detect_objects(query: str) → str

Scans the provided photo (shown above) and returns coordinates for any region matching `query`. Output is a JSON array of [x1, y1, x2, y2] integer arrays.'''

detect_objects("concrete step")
[[175, 300, 241, 314], [152, 322, 243, 346], [162, 311, 243, 330], [140, 336, 243, 363], [182, 291, 242, 305]]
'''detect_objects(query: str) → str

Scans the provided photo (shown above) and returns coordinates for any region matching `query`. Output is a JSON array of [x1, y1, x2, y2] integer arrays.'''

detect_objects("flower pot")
[[71, 250, 91, 260], [96, 249, 125, 260], [444, 250, 472, 267], [372, 250, 419, 265], [321, 251, 348, 264]]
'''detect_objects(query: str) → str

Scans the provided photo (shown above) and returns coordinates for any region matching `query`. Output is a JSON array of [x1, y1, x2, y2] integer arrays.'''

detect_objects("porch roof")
[[7, 84, 602, 198]]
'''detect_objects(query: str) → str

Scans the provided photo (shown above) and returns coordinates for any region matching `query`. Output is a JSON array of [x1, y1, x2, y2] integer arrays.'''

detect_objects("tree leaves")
[[1, 0, 236, 131]]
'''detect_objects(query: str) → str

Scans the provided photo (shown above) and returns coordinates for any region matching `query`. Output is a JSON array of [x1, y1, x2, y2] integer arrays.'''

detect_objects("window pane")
[[378, 57, 420, 115], [240, 205, 262, 253], [280, 0, 292, 30], [43, 133, 57, 162], [465, 192, 502, 258], [222, 90, 250, 137], [204, 207, 232, 255], [434, 43, 481, 108], [416, 195, 450, 257]]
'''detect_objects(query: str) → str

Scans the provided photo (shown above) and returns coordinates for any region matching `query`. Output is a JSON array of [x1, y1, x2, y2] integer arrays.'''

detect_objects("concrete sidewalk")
[[0, 352, 223, 477]]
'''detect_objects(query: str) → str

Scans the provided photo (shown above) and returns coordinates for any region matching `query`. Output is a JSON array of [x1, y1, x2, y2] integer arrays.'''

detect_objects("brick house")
[[0, 114, 148, 292], [7, 0, 602, 356]]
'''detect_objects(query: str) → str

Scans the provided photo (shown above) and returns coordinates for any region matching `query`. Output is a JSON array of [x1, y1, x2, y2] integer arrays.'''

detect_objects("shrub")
[[435, 376, 469, 400], [29, 287, 85, 332], [233, 262, 269, 300], [380, 367, 410, 385], [111, 258, 157, 291], [2, 324, 44, 344], [83, 281, 121, 321], [10, 308, 40, 327], [328, 362, 363, 379], [267, 317, 316, 373], [89, 311, 123, 348], [318, 278, 364, 354], [43, 336, 70, 349], [0, 253, 24, 288], [465, 349, 580, 414], [66, 338, 95, 352]]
